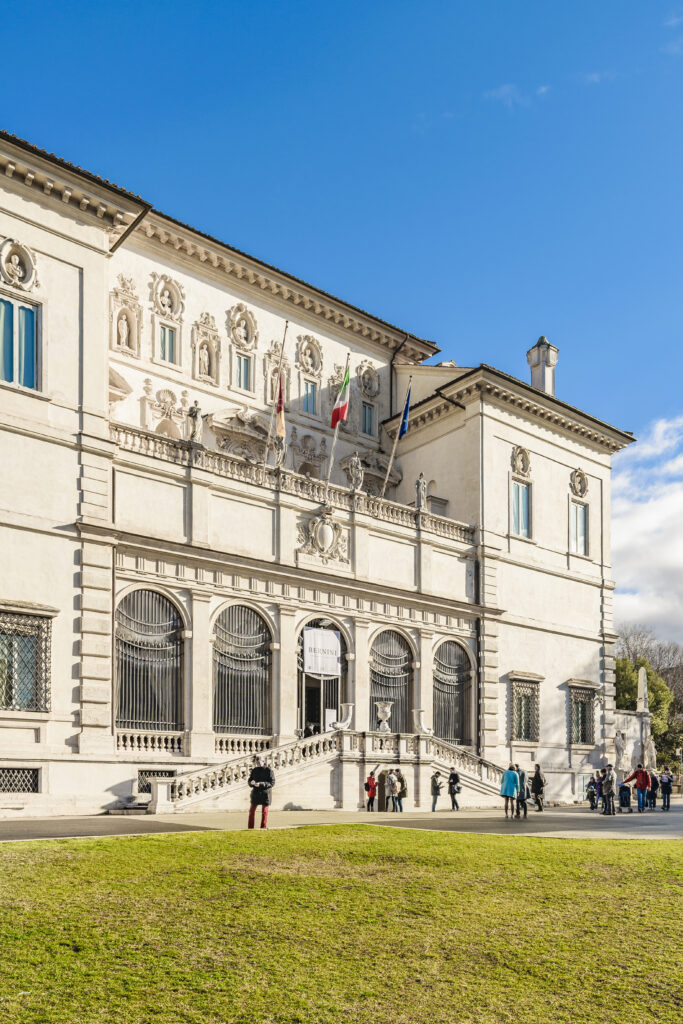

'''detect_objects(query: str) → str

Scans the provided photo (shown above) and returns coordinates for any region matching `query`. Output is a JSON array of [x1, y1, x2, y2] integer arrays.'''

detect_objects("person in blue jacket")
[[500, 763, 520, 819]]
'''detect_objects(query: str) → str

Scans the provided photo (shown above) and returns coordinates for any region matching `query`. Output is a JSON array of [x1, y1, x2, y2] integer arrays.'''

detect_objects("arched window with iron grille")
[[369, 630, 413, 733], [213, 605, 272, 735], [433, 640, 472, 745], [115, 589, 184, 732], [297, 618, 347, 734]]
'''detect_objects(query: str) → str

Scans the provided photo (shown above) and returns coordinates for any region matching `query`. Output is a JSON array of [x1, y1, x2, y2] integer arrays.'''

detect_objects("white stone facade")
[[0, 132, 634, 816]]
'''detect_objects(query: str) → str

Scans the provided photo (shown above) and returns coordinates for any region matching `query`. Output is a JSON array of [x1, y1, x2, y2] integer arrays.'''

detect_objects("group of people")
[[585, 763, 675, 815], [499, 763, 546, 819], [364, 768, 408, 811]]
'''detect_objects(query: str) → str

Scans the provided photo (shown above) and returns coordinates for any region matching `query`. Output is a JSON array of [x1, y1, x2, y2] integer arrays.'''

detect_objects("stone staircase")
[[145, 731, 503, 813]]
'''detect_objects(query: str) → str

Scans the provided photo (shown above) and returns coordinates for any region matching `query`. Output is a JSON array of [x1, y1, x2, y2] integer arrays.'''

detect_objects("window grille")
[[369, 630, 412, 733], [297, 619, 347, 734], [0, 768, 39, 793], [433, 640, 472, 745], [570, 688, 595, 744], [137, 769, 176, 794], [510, 679, 540, 742], [213, 605, 272, 735], [0, 612, 51, 712], [115, 590, 184, 732]]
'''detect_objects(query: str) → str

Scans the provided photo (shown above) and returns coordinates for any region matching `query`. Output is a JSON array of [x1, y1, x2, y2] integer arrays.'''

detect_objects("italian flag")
[[330, 365, 350, 429], [276, 374, 286, 437]]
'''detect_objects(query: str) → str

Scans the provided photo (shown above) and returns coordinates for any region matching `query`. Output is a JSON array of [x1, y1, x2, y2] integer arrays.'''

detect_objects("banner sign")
[[303, 627, 341, 677]]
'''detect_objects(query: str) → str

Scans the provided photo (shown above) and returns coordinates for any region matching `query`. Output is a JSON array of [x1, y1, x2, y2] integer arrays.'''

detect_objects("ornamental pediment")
[[207, 405, 270, 462]]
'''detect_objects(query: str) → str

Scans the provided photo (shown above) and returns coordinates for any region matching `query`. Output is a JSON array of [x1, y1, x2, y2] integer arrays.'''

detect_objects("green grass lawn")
[[0, 827, 681, 1024]]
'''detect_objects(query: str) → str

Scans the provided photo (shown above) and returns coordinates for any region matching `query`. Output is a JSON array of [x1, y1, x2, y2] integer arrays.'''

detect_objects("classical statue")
[[199, 343, 210, 377], [117, 314, 129, 348], [416, 472, 427, 510], [188, 400, 203, 443], [272, 434, 287, 468], [614, 730, 626, 770], [348, 451, 364, 491], [236, 319, 249, 347], [160, 288, 173, 315], [6, 252, 24, 284]]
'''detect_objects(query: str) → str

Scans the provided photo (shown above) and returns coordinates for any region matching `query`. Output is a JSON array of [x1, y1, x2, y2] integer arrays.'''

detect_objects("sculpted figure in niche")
[[160, 288, 173, 316], [272, 435, 287, 468], [6, 252, 24, 284], [349, 451, 364, 491], [236, 319, 249, 347], [199, 343, 210, 377], [614, 730, 626, 770], [416, 472, 427, 510], [188, 400, 203, 443], [117, 313, 130, 349]]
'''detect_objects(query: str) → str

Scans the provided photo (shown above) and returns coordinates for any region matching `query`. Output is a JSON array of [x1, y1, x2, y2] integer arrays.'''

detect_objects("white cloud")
[[662, 34, 683, 54], [580, 70, 617, 85], [536, 85, 551, 96], [483, 84, 527, 109], [664, 13, 683, 27], [612, 416, 683, 642]]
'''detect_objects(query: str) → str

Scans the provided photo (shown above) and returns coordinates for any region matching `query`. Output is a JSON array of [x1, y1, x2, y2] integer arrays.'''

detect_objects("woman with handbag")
[[365, 770, 377, 811], [447, 769, 461, 810]]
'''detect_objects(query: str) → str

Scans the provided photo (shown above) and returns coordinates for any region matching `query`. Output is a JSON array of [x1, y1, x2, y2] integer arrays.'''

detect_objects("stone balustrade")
[[425, 736, 504, 785], [116, 730, 186, 755], [109, 423, 475, 545], [214, 735, 272, 757]]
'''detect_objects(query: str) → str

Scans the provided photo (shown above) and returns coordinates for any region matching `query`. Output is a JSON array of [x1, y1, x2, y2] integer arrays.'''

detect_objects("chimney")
[[526, 336, 559, 395]]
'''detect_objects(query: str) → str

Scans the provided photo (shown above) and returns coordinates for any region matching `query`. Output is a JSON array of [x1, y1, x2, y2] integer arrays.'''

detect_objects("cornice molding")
[[135, 215, 435, 364], [385, 369, 633, 453], [0, 139, 143, 235]]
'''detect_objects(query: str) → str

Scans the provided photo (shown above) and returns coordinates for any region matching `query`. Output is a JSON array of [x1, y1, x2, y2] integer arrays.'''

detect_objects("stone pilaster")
[[276, 606, 298, 741], [417, 629, 435, 730], [353, 619, 371, 731], [187, 592, 214, 758], [77, 536, 115, 755]]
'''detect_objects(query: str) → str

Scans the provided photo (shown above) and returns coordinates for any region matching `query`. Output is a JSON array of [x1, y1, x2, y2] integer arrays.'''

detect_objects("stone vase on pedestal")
[[375, 700, 394, 733]]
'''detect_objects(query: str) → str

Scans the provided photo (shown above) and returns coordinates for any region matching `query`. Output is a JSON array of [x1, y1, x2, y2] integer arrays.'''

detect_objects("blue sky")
[[3, 1, 683, 637]]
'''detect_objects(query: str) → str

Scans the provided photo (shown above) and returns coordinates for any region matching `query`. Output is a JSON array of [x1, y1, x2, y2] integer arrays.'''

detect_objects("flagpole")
[[380, 375, 412, 500], [324, 352, 350, 503], [260, 320, 288, 485]]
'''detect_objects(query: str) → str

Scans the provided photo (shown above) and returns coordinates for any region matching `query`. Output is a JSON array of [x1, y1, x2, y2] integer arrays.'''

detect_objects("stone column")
[[276, 606, 299, 742], [354, 619, 371, 732], [187, 592, 214, 759]]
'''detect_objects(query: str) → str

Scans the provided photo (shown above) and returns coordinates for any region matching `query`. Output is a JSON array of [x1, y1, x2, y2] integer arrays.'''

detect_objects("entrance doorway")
[[296, 618, 348, 734]]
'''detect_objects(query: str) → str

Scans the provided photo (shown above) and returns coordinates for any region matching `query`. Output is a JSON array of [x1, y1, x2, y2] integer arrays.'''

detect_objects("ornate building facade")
[[0, 132, 635, 816]]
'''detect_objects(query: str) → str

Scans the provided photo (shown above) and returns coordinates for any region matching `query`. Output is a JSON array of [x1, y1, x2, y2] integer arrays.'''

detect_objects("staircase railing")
[[425, 736, 504, 787]]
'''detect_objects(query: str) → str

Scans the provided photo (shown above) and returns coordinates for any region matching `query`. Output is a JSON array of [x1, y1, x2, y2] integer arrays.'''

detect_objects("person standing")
[[647, 770, 659, 810], [500, 764, 519, 819], [447, 769, 461, 811], [395, 769, 407, 812], [659, 767, 673, 811], [385, 770, 398, 812], [530, 764, 546, 812], [365, 770, 377, 812], [586, 774, 598, 810], [602, 763, 617, 816], [623, 764, 651, 813], [595, 770, 604, 812], [431, 770, 443, 812], [247, 755, 275, 829], [515, 763, 528, 819], [390, 770, 402, 812]]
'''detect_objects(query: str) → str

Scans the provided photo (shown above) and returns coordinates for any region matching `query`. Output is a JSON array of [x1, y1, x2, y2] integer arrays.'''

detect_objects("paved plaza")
[[1, 801, 680, 843]]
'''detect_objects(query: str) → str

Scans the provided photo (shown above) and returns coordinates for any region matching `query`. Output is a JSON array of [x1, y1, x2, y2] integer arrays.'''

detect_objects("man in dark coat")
[[530, 764, 546, 811], [247, 756, 275, 829]]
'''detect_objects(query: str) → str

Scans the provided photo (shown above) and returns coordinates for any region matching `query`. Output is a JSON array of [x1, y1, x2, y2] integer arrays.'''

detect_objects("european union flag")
[[398, 384, 411, 438]]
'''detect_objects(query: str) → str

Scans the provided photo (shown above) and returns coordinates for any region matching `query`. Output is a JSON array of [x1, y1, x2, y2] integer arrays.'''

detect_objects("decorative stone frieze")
[[0, 237, 39, 291], [150, 273, 185, 321], [192, 312, 221, 385], [140, 379, 189, 438], [357, 359, 380, 398], [264, 339, 291, 406], [110, 274, 142, 357], [297, 507, 349, 566], [207, 405, 270, 462], [290, 427, 326, 478], [228, 303, 258, 351], [511, 445, 530, 477], [296, 334, 323, 378], [570, 468, 588, 498]]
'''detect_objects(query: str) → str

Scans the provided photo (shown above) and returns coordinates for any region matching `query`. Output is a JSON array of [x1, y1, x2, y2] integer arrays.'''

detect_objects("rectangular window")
[[512, 481, 530, 538], [570, 501, 588, 556], [0, 296, 38, 390], [0, 768, 39, 794], [303, 380, 317, 415], [0, 612, 51, 712], [511, 679, 540, 741], [236, 353, 251, 391], [159, 325, 177, 363], [362, 402, 374, 436], [570, 689, 595, 744]]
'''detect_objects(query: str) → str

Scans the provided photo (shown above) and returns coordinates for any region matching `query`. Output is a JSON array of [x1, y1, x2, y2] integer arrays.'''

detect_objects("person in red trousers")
[[365, 770, 377, 811], [623, 763, 651, 813], [247, 755, 275, 829]]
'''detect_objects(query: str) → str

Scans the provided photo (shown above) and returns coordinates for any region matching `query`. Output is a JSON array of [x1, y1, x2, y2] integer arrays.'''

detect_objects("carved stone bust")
[[511, 445, 530, 476], [570, 468, 589, 498], [0, 238, 39, 291]]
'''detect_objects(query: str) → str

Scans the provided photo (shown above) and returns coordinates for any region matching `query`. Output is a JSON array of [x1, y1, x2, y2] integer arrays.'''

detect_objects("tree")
[[615, 624, 683, 761], [614, 657, 673, 740]]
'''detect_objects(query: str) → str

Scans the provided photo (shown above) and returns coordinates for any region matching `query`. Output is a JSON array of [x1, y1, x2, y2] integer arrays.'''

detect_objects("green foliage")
[[615, 656, 674, 738], [0, 828, 681, 1024]]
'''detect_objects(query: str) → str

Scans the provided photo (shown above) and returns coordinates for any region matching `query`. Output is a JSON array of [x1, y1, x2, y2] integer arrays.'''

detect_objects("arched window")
[[369, 630, 413, 733], [115, 589, 184, 732], [213, 605, 272, 735], [433, 640, 472, 745], [297, 618, 347, 734]]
